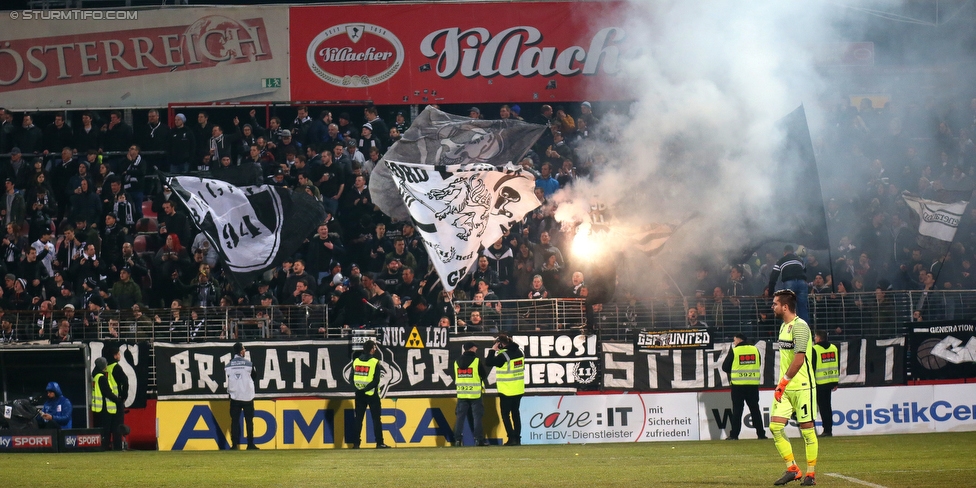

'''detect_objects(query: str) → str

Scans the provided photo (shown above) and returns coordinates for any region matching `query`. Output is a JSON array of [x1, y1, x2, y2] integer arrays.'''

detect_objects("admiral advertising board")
[[156, 398, 506, 450], [289, 1, 631, 104], [0, 6, 289, 109]]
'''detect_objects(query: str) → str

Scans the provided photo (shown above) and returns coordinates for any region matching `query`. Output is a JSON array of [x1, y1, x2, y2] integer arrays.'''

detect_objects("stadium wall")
[[152, 384, 976, 450]]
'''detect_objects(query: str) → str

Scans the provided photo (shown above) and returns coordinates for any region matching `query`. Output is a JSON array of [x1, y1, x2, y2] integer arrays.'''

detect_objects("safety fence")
[[6, 291, 976, 345]]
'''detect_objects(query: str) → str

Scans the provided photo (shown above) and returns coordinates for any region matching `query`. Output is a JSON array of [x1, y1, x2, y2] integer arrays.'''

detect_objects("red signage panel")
[[289, 1, 631, 105]]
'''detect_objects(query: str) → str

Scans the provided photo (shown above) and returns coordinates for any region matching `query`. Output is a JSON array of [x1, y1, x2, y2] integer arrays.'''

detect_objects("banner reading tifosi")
[[289, 1, 630, 104], [0, 6, 289, 109], [603, 337, 906, 392], [909, 321, 976, 380], [156, 397, 506, 450]]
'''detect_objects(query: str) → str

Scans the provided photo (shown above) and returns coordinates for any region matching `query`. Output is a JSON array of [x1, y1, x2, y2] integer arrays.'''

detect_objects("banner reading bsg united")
[[603, 337, 906, 391], [909, 320, 976, 380], [0, 6, 289, 109], [289, 1, 631, 105]]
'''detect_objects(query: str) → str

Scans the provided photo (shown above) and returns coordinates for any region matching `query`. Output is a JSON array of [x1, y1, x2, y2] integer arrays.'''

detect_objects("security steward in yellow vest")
[[813, 330, 840, 437], [91, 357, 123, 450], [721, 334, 768, 440], [352, 340, 391, 448], [454, 341, 490, 446], [105, 346, 129, 450], [486, 333, 525, 446]]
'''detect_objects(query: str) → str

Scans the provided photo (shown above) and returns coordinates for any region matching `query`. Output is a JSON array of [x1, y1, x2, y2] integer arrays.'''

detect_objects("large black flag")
[[371, 106, 547, 221], [738, 105, 829, 252], [166, 175, 325, 285]]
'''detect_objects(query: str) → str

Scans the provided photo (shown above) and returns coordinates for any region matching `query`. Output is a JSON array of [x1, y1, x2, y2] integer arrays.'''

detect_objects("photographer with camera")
[[40, 381, 72, 429], [486, 333, 525, 446]]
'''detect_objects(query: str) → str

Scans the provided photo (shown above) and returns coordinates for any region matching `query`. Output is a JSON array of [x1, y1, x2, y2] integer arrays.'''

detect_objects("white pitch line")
[[824, 473, 889, 488]]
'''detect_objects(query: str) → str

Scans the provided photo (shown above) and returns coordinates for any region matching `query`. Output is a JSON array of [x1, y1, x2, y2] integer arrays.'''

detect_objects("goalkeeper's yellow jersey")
[[778, 316, 815, 391]]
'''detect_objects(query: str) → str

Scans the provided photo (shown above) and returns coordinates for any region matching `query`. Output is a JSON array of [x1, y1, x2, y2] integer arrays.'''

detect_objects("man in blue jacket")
[[40, 381, 72, 429]]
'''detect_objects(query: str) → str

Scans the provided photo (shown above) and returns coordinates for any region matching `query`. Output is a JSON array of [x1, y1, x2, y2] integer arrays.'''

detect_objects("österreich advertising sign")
[[0, 7, 289, 109], [289, 1, 630, 104]]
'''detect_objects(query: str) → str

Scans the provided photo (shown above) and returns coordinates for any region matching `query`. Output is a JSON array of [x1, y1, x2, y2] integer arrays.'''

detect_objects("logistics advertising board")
[[289, 1, 630, 104], [697, 384, 976, 440], [0, 6, 289, 109]]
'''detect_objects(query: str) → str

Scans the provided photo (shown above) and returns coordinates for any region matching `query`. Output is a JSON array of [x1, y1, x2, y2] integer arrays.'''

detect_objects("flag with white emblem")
[[372, 107, 546, 291]]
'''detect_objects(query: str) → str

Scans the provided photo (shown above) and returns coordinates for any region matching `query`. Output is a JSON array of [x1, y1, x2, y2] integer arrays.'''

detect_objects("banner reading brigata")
[[0, 7, 288, 109], [154, 337, 453, 400], [909, 320, 976, 380], [289, 1, 630, 104], [155, 331, 596, 399]]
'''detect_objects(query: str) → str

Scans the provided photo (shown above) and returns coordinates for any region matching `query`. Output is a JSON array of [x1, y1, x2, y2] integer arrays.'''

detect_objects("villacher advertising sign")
[[289, 1, 631, 104]]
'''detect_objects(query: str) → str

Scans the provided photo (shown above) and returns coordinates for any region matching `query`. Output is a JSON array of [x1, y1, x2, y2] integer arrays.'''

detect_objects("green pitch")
[[6, 432, 973, 487]]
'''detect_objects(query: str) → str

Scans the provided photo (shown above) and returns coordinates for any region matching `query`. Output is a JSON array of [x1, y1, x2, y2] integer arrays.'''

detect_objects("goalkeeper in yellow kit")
[[770, 289, 818, 486]]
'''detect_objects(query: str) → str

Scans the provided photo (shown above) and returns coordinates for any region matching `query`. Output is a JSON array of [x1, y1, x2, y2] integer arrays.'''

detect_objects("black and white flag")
[[903, 194, 968, 251], [166, 176, 325, 284], [371, 106, 546, 221], [386, 161, 540, 291]]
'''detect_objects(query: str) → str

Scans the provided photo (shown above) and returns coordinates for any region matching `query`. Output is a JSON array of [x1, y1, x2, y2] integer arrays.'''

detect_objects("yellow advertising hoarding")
[[157, 397, 505, 451]]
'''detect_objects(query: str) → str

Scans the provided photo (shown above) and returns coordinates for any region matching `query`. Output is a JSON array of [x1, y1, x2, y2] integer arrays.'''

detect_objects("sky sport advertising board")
[[0, 6, 289, 110], [289, 1, 631, 105]]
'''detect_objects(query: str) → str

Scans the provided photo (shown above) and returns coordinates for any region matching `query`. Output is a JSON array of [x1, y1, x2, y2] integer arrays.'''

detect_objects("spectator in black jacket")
[[100, 111, 133, 156], [168, 114, 195, 173], [74, 112, 100, 153], [43, 114, 73, 156], [136, 109, 170, 172], [15, 114, 43, 155]]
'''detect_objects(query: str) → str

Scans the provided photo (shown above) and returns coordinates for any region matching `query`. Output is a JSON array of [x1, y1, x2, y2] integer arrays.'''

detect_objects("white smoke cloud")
[[558, 1, 839, 292]]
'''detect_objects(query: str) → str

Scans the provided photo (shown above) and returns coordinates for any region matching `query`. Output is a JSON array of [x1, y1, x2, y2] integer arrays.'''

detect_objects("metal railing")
[[4, 291, 974, 346]]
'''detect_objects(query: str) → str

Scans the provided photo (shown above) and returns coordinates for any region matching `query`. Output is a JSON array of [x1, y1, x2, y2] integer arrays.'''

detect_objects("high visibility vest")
[[495, 351, 525, 396], [91, 373, 117, 414], [730, 344, 761, 386], [106, 362, 121, 401], [455, 357, 483, 399], [813, 343, 840, 385], [353, 357, 379, 396]]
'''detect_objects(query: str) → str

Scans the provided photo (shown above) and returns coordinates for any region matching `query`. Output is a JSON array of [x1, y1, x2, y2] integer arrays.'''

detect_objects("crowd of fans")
[[0, 95, 974, 343], [0, 102, 599, 343]]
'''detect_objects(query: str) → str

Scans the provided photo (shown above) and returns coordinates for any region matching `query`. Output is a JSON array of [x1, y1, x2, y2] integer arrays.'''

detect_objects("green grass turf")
[[5, 431, 973, 487]]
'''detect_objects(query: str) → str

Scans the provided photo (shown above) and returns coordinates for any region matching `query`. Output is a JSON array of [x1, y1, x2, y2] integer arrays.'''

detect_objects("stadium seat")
[[142, 200, 156, 219], [136, 218, 158, 233], [133, 235, 147, 253]]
